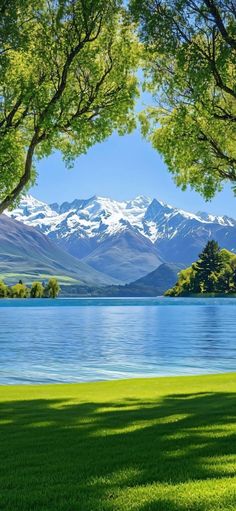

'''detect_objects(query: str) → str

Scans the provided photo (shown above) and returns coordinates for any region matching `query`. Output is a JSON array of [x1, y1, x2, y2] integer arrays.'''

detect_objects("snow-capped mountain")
[[8, 194, 236, 282], [10, 194, 153, 240]]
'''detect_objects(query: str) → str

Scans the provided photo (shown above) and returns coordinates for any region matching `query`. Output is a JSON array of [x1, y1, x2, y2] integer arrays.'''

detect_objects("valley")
[[1, 194, 235, 294]]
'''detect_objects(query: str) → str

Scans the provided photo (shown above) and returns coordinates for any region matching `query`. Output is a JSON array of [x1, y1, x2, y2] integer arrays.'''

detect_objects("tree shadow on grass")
[[0, 390, 236, 510]]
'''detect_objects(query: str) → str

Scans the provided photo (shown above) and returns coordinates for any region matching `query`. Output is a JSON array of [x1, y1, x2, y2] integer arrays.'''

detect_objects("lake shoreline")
[[0, 371, 235, 388]]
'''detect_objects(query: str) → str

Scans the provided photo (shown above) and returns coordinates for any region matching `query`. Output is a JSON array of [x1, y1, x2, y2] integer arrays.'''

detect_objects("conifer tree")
[[193, 241, 224, 292]]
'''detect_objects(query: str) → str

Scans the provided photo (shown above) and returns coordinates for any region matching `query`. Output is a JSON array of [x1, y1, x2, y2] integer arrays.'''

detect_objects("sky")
[[30, 128, 236, 218]]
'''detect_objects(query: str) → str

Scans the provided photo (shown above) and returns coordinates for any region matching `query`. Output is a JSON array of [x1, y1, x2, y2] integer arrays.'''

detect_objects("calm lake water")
[[0, 297, 236, 384]]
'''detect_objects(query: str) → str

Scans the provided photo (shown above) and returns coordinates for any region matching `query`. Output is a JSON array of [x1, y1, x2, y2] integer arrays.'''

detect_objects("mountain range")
[[7, 194, 236, 284]]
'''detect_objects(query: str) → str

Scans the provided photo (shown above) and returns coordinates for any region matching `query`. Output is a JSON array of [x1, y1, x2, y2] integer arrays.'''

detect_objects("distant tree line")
[[0, 278, 60, 298], [166, 241, 236, 296]]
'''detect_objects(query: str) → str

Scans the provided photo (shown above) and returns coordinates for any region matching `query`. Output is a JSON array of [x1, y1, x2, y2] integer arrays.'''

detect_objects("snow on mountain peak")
[[6, 194, 236, 245]]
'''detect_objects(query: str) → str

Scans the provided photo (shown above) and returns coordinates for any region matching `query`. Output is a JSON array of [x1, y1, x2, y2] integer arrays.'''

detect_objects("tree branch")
[[0, 6, 107, 212], [198, 128, 236, 179], [203, 0, 236, 50], [0, 132, 39, 213], [172, 16, 236, 100]]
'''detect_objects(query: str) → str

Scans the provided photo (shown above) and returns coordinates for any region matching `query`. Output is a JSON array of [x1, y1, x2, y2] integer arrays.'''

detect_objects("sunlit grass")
[[0, 373, 236, 510], [0, 272, 80, 285]]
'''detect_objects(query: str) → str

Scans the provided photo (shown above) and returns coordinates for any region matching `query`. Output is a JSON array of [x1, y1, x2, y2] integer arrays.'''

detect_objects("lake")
[[0, 297, 235, 384]]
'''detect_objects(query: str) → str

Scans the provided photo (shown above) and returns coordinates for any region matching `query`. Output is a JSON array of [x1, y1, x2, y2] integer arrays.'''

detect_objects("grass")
[[0, 373, 236, 511], [1, 272, 80, 285]]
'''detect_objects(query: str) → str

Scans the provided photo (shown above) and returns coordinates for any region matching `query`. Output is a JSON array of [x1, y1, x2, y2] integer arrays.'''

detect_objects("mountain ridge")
[[60, 263, 182, 297], [0, 214, 120, 286], [7, 194, 236, 282]]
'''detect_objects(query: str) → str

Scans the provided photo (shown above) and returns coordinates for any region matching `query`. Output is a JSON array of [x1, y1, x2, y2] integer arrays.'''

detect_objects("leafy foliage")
[[130, 0, 236, 198], [0, 281, 8, 297], [166, 241, 236, 295], [44, 278, 61, 298], [0, 0, 139, 212], [30, 281, 44, 298], [0, 277, 60, 298], [9, 282, 30, 298]]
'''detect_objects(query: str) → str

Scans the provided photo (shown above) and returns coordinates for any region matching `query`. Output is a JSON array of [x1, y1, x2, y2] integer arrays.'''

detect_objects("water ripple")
[[0, 298, 235, 384]]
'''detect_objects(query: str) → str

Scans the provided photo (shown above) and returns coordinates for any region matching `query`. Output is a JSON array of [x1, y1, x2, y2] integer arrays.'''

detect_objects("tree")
[[10, 283, 29, 298], [217, 267, 232, 292], [30, 281, 44, 298], [165, 265, 199, 296], [231, 266, 236, 292], [193, 241, 223, 292], [44, 278, 60, 298], [0, 0, 138, 213], [129, 0, 236, 199], [165, 241, 236, 296], [0, 281, 8, 298]]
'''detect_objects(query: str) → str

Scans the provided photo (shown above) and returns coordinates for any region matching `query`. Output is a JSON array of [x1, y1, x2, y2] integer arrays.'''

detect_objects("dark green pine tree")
[[194, 240, 224, 293]]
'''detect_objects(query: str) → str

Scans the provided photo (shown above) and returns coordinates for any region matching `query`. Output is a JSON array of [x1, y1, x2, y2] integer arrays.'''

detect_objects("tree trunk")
[[0, 135, 37, 214]]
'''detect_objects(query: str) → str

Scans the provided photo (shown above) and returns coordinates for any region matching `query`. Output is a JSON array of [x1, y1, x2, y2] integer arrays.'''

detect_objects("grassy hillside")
[[0, 215, 120, 286], [0, 373, 236, 510]]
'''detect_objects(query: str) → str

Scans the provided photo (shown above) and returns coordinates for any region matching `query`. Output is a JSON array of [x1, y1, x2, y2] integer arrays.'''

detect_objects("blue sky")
[[31, 128, 236, 217]]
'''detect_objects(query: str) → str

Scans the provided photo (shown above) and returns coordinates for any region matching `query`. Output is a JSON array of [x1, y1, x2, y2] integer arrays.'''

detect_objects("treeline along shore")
[[0, 278, 60, 299]]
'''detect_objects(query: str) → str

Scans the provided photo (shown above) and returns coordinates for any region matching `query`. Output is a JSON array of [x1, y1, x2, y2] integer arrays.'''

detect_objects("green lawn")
[[0, 373, 236, 511]]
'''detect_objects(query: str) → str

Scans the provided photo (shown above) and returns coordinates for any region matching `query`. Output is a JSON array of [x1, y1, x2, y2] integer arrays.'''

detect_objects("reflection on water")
[[0, 298, 235, 384]]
